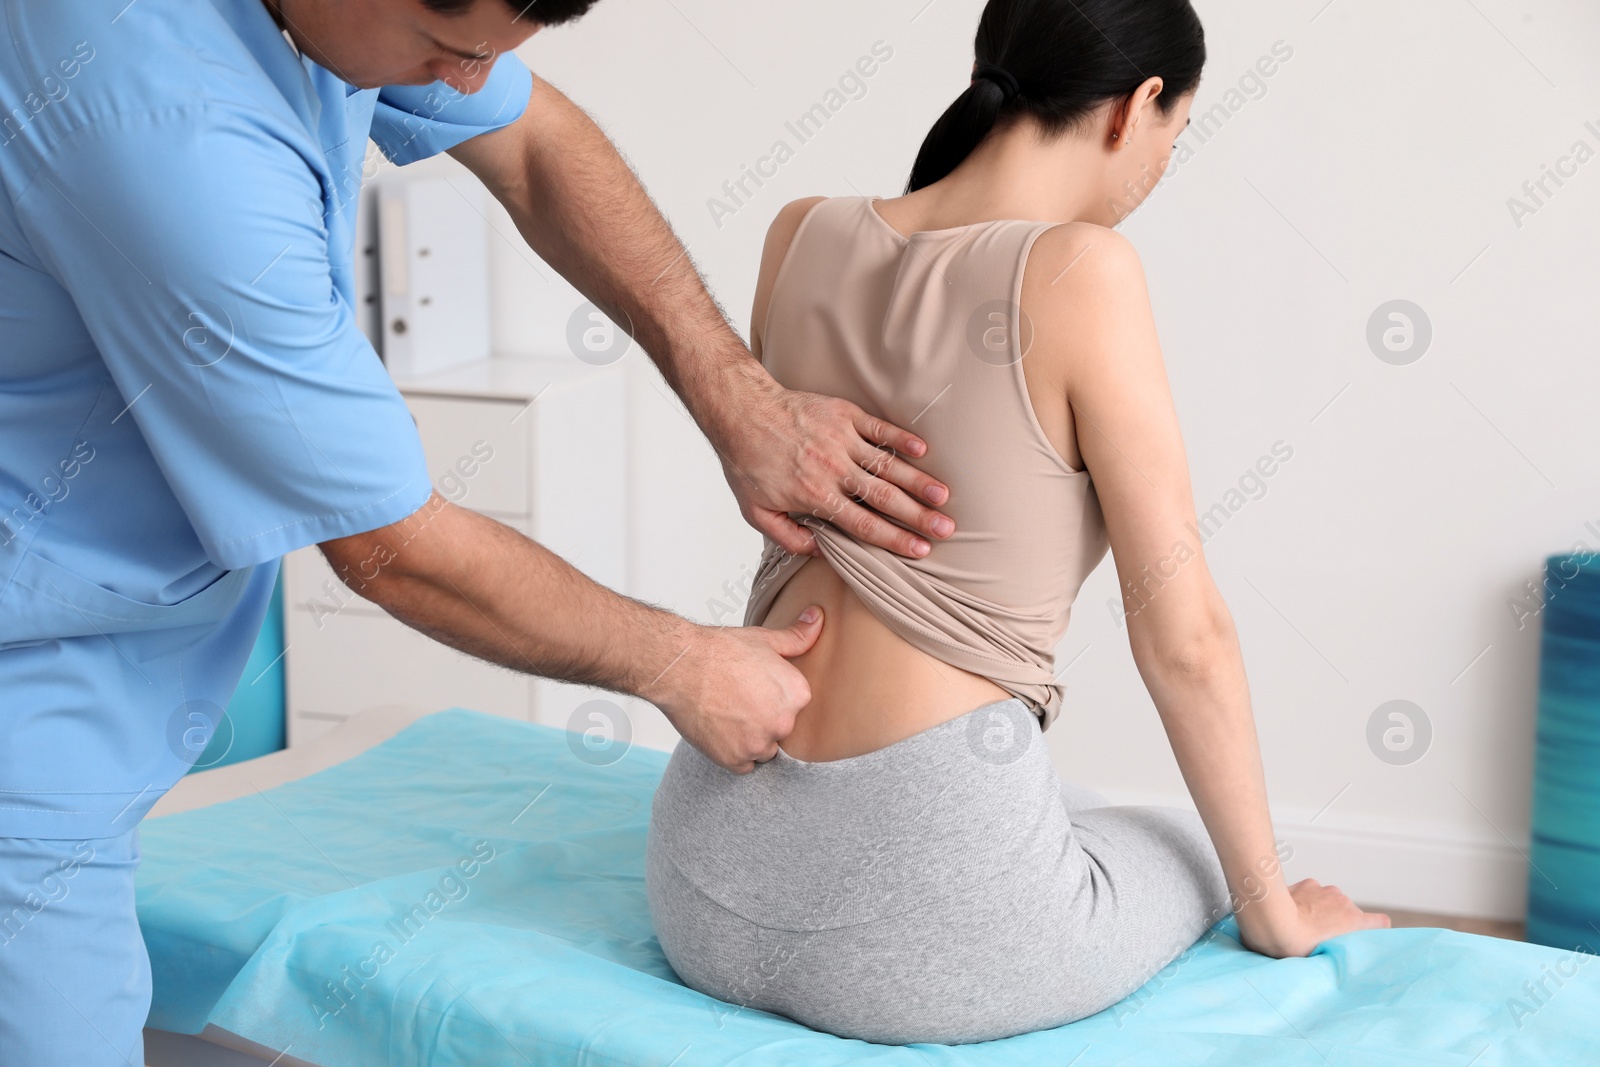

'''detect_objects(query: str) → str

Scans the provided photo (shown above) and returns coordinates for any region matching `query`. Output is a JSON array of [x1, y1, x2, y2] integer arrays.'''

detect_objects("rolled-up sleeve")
[[15, 104, 434, 571], [369, 52, 534, 165]]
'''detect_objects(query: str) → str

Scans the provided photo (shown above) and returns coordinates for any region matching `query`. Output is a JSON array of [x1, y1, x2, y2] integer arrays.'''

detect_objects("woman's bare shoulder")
[[1024, 220, 1147, 301], [1022, 221, 1156, 369], [762, 197, 829, 264]]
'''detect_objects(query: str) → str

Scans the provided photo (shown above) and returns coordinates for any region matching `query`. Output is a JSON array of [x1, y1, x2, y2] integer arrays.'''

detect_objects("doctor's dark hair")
[[906, 0, 1206, 192], [422, 0, 599, 26]]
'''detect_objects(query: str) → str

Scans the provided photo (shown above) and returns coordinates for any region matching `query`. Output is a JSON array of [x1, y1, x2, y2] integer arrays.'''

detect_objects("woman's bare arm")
[[1026, 223, 1388, 956]]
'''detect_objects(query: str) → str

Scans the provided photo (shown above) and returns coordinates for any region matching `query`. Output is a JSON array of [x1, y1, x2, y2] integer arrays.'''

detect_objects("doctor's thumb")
[[769, 605, 825, 659]]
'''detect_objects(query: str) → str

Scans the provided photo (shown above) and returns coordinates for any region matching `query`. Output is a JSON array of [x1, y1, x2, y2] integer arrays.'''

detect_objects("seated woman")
[[646, 0, 1390, 1045]]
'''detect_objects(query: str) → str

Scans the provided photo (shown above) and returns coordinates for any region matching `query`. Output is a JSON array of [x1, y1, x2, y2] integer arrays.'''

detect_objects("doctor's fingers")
[[813, 484, 946, 561], [848, 410, 951, 511]]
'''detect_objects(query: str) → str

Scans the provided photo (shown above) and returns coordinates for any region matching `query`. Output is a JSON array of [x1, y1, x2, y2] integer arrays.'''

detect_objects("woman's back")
[[748, 194, 1110, 760]]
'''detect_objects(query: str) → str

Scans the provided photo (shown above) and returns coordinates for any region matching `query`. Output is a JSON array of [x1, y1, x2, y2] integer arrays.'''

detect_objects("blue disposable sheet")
[[137, 710, 1600, 1066]]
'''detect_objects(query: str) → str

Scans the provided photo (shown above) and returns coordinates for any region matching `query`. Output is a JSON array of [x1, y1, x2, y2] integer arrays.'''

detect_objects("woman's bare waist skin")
[[760, 556, 1010, 762]]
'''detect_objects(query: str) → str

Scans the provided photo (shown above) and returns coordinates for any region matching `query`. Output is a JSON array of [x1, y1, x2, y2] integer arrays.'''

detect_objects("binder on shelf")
[[376, 176, 491, 378], [352, 183, 382, 354]]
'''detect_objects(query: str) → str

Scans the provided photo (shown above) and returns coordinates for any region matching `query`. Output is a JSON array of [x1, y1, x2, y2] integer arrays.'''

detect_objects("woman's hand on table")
[[1239, 878, 1392, 958]]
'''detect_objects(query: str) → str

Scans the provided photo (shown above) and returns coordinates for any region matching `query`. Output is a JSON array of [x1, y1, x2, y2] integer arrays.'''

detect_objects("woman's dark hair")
[[906, 0, 1206, 192], [422, 0, 599, 26]]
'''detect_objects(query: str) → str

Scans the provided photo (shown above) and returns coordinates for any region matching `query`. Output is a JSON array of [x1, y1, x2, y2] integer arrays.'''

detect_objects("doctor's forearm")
[[320, 496, 694, 706], [452, 76, 762, 441]]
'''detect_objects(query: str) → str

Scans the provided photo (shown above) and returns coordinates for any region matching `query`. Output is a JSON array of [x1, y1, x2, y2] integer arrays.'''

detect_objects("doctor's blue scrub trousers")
[[0, 833, 147, 1066]]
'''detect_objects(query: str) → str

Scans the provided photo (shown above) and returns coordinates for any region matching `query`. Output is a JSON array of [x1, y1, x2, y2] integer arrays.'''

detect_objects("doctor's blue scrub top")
[[0, 0, 533, 838]]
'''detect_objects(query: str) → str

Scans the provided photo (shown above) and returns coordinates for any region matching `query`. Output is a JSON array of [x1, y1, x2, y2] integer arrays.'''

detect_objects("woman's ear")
[[1118, 76, 1167, 146], [1107, 97, 1134, 148]]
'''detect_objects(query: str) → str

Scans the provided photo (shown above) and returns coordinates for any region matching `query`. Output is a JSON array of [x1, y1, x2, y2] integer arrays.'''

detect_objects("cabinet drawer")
[[406, 394, 530, 516]]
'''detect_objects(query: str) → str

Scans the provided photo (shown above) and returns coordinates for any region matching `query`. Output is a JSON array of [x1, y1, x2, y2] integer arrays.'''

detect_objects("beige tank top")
[[743, 195, 1111, 730]]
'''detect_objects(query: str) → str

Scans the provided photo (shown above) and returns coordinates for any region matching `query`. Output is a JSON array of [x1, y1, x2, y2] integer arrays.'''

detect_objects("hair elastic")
[[973, 63, 1020, 103]]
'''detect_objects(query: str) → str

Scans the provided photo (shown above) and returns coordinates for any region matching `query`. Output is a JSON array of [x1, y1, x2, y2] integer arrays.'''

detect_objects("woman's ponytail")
[[905, 76, 1013, 193]]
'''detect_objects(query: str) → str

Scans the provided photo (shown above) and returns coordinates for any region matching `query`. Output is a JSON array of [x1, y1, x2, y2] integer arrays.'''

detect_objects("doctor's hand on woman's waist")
[[641, 605, 825, 774], [319, 495, 824, 774]]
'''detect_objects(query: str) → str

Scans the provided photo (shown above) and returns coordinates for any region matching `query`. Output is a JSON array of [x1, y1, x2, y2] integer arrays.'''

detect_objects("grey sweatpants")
[[645, 698, 1233, 1045]]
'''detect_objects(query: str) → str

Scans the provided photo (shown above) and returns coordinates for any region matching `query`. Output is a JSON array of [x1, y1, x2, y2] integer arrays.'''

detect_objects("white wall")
[[473, 0, 1600, 919]]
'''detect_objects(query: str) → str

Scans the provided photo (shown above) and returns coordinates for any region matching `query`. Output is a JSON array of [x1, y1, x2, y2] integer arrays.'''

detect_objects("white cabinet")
[[282, 356, 628, 746], [408, 394, 533, 515]]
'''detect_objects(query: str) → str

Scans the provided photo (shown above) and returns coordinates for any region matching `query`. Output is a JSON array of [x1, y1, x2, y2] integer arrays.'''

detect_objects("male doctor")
[[0, 0, 956, 1061]]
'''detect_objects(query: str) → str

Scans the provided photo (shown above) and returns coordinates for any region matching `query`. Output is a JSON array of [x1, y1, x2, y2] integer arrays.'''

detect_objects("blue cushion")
[[136, 710, 1600, 1065]]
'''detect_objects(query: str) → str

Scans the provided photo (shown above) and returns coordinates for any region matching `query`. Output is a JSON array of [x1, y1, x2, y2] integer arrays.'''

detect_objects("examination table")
[[137, 707, 1600, 1066]]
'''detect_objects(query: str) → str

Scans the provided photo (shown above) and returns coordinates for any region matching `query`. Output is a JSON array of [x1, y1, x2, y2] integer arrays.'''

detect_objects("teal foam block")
[[193, 566, 286, 772], [137, 711, 1600, 1066], [1528, 554, 1600, 953]]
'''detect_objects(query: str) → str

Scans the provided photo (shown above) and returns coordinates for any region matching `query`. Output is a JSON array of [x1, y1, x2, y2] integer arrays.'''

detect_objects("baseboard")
[[1275, 816, 1527, 921], [1095, 788, 1528, 922]]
